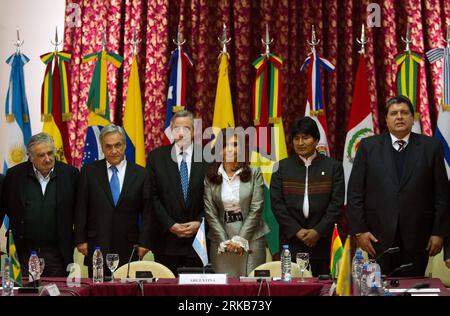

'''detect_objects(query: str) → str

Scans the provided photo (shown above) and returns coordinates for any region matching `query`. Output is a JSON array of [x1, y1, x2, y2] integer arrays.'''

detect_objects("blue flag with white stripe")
[[1, 53, 32, 250], [192, 218, 208, 267], [426, 47, 450, 179]]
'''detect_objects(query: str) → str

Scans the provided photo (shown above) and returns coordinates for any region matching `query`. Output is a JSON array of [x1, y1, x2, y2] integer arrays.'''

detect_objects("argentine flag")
[[1, 53, 32, 250], [192, 218, 208, 267]]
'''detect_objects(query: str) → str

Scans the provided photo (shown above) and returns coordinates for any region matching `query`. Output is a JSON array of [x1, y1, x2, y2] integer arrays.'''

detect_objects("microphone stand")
[[375, 247, 400, 262], [126, 244, 138, 279], [399, 282, 430, 296]]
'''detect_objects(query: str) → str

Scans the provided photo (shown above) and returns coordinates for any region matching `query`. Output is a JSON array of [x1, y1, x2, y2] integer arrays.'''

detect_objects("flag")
[[1, 52, 32, 251], [395, 50, 422, 133], [329, 224, 343, 279], [192, 218, 208, 267], [426, 47, 450, 179], [82, 51, 123, 119], [300, 48, 334, 156], [40, 51, 73, 164], [81, 49, 123, 166], [8, 230, 22, 286], [123, 56, 145, 167], [250, 52, 285, 255], [212, 53, 235, 134], [343, 55, 374, 196], [164, 47, 193, 144], [335, 235, 351, 296]]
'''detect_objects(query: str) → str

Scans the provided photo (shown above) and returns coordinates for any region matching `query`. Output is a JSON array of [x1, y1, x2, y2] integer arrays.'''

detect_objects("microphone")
[[399, 282, 430, 296], [387, 263, 414, 277], [375, 247, 400, 262], [126, 244, 139, 279]]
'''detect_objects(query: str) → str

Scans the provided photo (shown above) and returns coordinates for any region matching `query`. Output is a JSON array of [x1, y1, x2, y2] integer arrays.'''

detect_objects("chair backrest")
[[429, 250, 450, 287], [248, 261, 312, 278], [114, 261, 175, 278]]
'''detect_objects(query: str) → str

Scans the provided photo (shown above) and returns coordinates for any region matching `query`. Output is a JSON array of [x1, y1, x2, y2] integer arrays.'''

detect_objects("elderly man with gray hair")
[[74, 124, 151, 277], [1, 132, 79, 277]]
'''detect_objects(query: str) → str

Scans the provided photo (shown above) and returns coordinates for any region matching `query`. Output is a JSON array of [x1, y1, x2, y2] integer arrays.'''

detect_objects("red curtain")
[[64, 0, 449, 168]]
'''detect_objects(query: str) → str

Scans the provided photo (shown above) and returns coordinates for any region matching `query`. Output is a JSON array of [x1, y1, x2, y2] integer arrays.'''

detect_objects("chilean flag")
[[301, 48, 334, 156], [164, 47, 193, 144]]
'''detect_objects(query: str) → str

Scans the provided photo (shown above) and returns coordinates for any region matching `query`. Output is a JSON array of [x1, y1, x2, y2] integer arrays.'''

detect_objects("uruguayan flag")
[[192, 218, 208, 267], [435, 106, 450, 179]]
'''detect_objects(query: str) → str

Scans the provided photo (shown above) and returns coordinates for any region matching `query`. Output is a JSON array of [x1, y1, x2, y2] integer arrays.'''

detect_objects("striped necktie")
[[395, 140, 406, 152]]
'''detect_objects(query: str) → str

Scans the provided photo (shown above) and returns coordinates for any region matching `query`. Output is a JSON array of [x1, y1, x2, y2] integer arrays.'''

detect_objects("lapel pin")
[[321, 171, 325, 176]]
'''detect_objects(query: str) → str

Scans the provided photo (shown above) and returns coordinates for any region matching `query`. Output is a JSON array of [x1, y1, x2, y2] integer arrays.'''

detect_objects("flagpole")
[[307, 25, 320, 52], [101, 29, 107, 51], [131, 28, 141, 56], [443, 24, 450, 48], [261, 23, 273, 56], [218, 23, 231, 58], [13, 28, 24, 55], [51, 26, 61, 53], [173, 24, 186, 50], [357, 24, 367, 55], [401, 23, 412, 52]]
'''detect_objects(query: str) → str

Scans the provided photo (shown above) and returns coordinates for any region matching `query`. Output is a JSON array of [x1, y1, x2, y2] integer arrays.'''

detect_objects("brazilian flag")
[[8, 231, 22, 286]]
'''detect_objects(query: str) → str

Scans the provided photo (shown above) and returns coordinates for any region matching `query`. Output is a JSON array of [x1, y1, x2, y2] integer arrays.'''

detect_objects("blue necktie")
[[110, 166, 120, 206], [180, 153, 189, 202]]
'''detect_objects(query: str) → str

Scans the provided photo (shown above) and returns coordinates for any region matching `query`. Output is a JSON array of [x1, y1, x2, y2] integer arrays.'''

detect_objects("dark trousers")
[[309, 259, 330, 277], [154, 253, 203, 276], [376, 229, 429, 277], [23, 247, 68, 278]]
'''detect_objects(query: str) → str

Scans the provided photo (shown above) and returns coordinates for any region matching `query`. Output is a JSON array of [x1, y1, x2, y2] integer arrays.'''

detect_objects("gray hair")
[[99, 124, 127, 146], [27, 133, 56, 157], [170, 110, 194, 130]]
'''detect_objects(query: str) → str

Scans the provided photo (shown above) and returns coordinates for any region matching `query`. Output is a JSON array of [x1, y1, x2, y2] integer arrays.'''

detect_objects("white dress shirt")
[[107, 159, 127, 193], [218, 164, 242, 213], [298, 151, 317, 219], [390, 133, 410, 151], [33, 165, 54, 195], [175, 143, 193, 178]]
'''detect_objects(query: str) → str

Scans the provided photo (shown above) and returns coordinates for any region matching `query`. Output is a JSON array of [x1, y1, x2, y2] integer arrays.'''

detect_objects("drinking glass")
[[38, 258, 45, 279], [296, 253, 309, 282], [106, 254, 120, 282]]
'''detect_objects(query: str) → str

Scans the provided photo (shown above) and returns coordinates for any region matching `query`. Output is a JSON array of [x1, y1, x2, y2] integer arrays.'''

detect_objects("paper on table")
[[388, 288, 441, 293]]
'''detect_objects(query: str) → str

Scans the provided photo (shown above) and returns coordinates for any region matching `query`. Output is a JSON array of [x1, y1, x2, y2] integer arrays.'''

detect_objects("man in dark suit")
[[74, 124, 151, 276], [147, 110, 208, 275], [1, 133, 79, 277], [348, 95, 450, 277], [270, 117, 344, 276]]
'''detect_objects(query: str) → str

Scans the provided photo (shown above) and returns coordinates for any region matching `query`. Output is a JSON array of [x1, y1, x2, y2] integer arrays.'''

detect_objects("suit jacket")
[[270, 153, 344, 259], [147, 144, 208, 256], [0, 161, 79, 266], [204, 166, 270, 243], [74, 159, 151, 267], [347, 132, 450, 253]]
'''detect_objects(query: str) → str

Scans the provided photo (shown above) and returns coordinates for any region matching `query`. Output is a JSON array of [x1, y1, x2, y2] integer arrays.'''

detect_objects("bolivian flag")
[[329, 224, 343, 279]]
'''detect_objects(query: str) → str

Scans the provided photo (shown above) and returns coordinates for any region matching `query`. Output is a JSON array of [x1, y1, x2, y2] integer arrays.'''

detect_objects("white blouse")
[[218, 164, 242, 213]]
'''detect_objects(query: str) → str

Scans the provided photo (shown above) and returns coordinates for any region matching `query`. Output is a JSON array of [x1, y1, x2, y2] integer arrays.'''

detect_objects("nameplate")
[[178, 274, 228, 285], [43, 284, 61, 296]]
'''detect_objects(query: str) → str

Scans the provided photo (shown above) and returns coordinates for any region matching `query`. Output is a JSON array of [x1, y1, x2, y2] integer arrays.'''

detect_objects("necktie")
[[180, 153, 189, 202], [395, 140, 406, 152], [110, 166, 120, 206]]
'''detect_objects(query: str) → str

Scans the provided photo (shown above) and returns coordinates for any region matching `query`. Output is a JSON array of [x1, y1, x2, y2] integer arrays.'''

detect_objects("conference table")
[[1, 277, 449, 296]]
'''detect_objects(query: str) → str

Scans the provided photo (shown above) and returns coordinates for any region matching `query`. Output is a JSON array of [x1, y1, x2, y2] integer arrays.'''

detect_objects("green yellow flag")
[[8, 230, 22, 286], [212, 53, 235, 133], [123, 56, 146, 167], [336, 235, 351, 296], [251, 120, 287, 255]]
